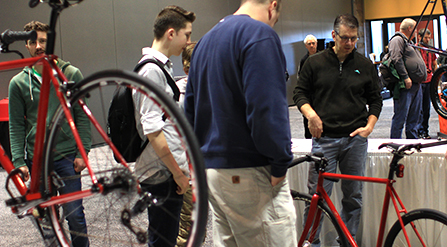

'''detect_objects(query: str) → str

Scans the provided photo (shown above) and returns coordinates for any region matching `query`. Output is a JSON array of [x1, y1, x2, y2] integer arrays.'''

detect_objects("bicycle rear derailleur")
[[121, 191, 162, 244]]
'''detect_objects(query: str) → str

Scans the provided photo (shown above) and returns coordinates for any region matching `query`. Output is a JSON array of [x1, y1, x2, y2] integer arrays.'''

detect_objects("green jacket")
[[8, 59, 91, 168]]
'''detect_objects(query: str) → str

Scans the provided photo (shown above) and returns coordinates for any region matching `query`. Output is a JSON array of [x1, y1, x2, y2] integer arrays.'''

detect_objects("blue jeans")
[[390, 83, 422, 139], [418, 83, 431, 134], [29, 155, 89, 247], [305, 135, 367, 243], [52, 155, 89, 247], [141, 177, 183, 247]]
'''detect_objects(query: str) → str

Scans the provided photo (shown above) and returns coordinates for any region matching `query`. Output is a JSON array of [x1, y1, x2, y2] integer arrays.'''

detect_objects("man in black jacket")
[[293, 14, 382, 244]]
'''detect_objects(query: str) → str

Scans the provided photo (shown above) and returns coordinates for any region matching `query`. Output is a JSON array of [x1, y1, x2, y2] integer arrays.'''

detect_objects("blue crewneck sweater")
[[185, 15, 292, 178]]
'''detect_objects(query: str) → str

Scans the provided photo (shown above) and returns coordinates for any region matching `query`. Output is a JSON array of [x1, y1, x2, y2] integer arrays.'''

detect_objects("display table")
[[287, 138, 447, 246]]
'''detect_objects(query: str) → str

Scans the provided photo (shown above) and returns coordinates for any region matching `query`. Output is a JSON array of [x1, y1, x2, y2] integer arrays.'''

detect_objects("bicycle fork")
[[299, 193, 324, 246]]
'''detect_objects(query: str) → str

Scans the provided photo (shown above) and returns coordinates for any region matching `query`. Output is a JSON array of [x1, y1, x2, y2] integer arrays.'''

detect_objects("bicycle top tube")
[[0, 55, 58, 73]]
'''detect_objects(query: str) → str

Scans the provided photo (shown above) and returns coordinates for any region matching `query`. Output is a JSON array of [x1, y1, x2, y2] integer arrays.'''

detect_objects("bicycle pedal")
[[17, 208, 38, 219], [5, 196, 26, 207]]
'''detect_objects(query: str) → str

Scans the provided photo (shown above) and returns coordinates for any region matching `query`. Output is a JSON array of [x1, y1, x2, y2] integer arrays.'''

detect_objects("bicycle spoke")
[[43, 70, 207, 246]]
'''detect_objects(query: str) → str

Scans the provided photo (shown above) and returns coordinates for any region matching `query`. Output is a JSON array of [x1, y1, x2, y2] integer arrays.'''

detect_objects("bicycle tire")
[[383, 208, 447, 247], [43, 69, 207, 247], [291, 190, 349, 247], [430, 65, 447, 119]]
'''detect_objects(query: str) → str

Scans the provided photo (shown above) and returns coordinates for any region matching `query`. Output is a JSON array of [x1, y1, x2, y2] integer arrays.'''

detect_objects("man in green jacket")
[[8, 20, 91, 247]]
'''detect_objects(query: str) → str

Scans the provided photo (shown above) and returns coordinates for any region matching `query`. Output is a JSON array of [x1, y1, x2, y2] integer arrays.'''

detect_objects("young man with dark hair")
[[9, 20, 91, 247], [132, 5, 195, 247], [294, 14, 383, 244], [185, 0, 298, 246]]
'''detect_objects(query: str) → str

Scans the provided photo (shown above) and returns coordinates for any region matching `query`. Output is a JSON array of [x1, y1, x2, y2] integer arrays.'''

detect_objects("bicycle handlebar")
[[0, 30, 37, 45], [29, 0, 40, 8], [289, 152, 325, 169], [28, 0, 85, 9]]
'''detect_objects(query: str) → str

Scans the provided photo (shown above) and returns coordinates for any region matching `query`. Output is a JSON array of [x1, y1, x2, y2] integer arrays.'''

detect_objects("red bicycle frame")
[[299, 169, 423, 247], [0, 54, 120, 213]]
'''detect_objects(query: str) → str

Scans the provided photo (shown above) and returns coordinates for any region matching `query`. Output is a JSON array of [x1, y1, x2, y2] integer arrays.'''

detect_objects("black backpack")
[[107, 59, 180, 163]]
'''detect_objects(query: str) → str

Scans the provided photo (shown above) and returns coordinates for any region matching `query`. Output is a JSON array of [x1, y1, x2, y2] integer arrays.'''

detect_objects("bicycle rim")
[[43, 70, 207, 247], [384, 209, 447, 247], [430, 65, 447, 119], [291, 190, 348, 247]]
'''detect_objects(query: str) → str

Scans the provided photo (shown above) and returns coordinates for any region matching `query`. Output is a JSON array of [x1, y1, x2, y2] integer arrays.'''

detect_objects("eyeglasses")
[[334, 30, 358, 43], [28, 38, 47, 46], [306, 42, 316, 46]]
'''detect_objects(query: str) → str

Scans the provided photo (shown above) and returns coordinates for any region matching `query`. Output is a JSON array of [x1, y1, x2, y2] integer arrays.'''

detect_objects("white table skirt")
[[287, 138, 447, 246]]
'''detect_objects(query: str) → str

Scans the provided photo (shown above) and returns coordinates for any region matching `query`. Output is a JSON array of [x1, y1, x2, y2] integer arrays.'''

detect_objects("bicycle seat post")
[[45, 6, 61, 56]]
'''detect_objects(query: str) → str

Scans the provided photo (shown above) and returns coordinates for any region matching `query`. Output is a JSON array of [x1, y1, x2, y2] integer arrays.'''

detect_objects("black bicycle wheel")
[[383, 209, 447, 247], [43, 70, 207, 247], [291, 190, 348, 246], [430, 65, 447, 119]]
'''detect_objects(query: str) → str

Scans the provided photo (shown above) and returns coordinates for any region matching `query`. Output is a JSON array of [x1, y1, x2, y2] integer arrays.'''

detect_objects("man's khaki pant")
[[206, 166, 297, 247]]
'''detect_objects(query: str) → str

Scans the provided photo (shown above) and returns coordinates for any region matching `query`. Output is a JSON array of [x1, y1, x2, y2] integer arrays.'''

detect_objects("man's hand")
[[18, 166, 30, 182], [350, 126, 372, 138], [300, 104, 323, 138], [308, 113, 323, 138], [73, 158, 87, 172], [404, 78, 412, 89], [271, 175, 285, 187], [350, 115, 378, 138], [173, 172, 189, 195], [147, 130, 189, 195]]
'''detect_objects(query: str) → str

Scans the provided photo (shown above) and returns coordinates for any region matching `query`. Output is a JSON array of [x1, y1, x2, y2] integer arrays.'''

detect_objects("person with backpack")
[[131, 6, 195, 247], [389, 18, 427, 139]]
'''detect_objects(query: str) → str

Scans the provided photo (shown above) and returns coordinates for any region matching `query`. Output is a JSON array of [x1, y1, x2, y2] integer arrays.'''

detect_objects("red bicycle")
[[0, 1, 207, 246], [290, 141, 447, 246]]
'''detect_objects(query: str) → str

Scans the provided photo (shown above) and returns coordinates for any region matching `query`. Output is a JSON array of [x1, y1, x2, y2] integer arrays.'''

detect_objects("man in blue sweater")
[[184, 0, 297, 246]]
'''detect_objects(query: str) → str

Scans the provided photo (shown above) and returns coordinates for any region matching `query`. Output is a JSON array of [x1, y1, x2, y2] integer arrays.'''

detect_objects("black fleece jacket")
[[294, 47, 383, 138]]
